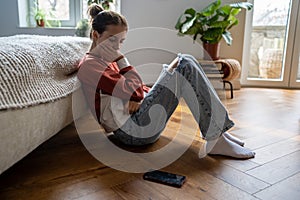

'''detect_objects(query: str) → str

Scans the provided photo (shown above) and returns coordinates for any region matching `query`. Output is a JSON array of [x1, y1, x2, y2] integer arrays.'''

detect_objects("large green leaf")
[[202, 0, 221, 17], [210, 21, 230, 29], [231, 8, 241, 16], [202, 27, 223, 43], [219, 5, 231, 16], [181, 16, 197, 33], [222, 31, 233, 45], [229, 2, 253, 10], [206, 14, 220, 25], [227, 17, 239, 30], [175, 8, 196, 32], [184, 8, 196, 16], [184, 23, 199, 35], [198, 15, 209, 25], [175, 14, 184, 30]]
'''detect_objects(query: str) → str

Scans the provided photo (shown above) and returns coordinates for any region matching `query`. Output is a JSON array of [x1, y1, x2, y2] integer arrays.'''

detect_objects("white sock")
[[223, 132, 245, 146], [198, 141, 207, 159], [198, 137, 218, 159], [207, 135, 255, 159]]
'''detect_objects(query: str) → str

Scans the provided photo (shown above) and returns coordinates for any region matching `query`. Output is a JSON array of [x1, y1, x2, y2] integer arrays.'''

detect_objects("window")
[[21, 0, 120, 28], [241, 0, 300, 88], [37, 0, 70, 21]]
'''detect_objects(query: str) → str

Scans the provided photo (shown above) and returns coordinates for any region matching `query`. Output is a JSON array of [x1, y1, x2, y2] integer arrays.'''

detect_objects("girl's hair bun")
[[87, 3, 104, 20]]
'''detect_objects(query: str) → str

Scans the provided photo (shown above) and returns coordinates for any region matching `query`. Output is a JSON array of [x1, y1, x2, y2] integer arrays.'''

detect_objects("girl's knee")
[[178, 56, 200, 72], [178, 54, 198, 64]]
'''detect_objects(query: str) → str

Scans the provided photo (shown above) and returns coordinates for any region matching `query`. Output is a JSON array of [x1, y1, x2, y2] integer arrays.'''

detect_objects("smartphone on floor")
[[143, 170, 186, 188]]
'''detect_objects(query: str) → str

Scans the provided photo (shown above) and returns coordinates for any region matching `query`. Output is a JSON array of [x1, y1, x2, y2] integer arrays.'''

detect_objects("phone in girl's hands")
[[168, 57, 179, 71], [143, 170, 186, 188]]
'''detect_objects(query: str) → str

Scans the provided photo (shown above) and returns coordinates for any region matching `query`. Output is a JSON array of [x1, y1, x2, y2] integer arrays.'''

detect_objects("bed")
[[0, 34, 91, 174]]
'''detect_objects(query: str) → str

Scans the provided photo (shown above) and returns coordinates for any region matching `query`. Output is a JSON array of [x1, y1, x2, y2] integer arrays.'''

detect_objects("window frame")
[[28, 0, 81, 27], [25, 0, 120, 28]]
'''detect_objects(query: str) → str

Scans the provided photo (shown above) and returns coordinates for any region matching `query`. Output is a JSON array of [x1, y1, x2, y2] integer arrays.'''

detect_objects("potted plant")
[[87, 0, 114, 10], [29, 0, 61, 28], [33, 7, 47, 27], [75, 19, 90, 37], [175, 0, 253, 60]]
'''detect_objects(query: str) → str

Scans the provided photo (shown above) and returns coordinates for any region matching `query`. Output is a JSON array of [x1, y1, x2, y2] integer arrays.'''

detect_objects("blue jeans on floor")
[[113, 54, 234, 146]]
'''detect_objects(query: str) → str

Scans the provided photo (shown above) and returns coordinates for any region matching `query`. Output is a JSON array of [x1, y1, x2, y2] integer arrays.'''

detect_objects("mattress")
[[0, 34, 90, 110], [0, 95, 73, 174]]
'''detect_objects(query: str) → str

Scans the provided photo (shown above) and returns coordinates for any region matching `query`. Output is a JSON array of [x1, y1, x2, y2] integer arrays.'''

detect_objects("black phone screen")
[[143, 170, 186, 188]]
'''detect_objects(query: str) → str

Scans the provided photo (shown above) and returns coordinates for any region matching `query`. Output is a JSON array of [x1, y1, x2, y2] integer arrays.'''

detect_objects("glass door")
[[241, 0, 300, 88], [289, 4, 300, 87]]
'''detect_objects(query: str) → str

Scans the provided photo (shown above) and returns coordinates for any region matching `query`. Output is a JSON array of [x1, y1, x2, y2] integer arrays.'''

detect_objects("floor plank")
[[254, 172, 300, 200], [250, 135, 300, 165], [246, 150, 300, 184], [163, 156, 259, 200], [0, 168, 133, 200], [217, 157, 259, 172], [179, 147, 270, 194], [243, 129, 299, 150], [135, 174, 215, 200], [112, 178, 170, 200]]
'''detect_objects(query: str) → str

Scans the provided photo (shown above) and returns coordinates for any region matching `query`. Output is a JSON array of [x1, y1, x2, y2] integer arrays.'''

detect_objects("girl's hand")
[[124, 101, 142, 114], [91, 42, 123, 63], [168, 57, 179, 71]]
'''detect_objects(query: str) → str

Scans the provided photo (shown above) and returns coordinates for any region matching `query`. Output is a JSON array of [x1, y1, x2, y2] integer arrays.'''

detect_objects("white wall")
[[0, 0, 247, 59], [0, 0, 248, 84], [121, 0, 248, 84], [0, 0, 19, 36], [121, 0, 247, 59]]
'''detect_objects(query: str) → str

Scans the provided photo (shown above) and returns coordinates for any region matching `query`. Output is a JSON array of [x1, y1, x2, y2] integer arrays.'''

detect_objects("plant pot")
[[36, 19, 45, 27], [203, 42, 220, 60]]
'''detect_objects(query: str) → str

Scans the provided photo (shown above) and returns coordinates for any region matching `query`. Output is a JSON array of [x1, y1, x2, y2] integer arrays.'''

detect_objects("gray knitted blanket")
[[0, 35, 90, 110]]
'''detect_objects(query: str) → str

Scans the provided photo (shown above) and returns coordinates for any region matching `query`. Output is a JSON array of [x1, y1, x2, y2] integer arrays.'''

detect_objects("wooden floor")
[[0, 88, 300, 200]]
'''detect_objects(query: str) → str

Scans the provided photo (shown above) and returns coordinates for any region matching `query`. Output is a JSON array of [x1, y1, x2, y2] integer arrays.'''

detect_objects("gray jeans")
[[113, 54, 234, 145]]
